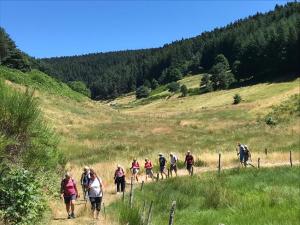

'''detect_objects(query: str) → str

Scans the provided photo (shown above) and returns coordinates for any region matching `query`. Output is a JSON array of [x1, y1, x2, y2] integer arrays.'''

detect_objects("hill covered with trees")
[[38, 2, 300, 100]]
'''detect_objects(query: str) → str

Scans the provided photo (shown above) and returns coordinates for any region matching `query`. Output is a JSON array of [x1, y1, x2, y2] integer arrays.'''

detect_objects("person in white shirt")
[[88, 169, 103, 219], [169, 153, 178, 177]]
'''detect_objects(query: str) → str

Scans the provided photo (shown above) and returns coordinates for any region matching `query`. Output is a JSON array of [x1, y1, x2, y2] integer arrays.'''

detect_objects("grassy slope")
[[111, 166, 300, 225]]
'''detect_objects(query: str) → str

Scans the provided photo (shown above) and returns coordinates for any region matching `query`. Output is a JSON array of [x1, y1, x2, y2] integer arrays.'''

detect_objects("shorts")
[[170, 164, 177, 172], [132, 168, 139, 174], [186, 164, 193, 171], [160, 166, 165, 173], [89, 197, 102, 211], [64, 194, 76, 204], [146, 168, 153, 175]]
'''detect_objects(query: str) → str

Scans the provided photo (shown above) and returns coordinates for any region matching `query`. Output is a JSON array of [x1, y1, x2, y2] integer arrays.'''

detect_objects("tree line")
[[1, 2, 299, 100]]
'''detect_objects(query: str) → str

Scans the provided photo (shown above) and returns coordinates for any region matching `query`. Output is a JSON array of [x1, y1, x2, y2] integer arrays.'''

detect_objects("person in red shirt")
[[60, 172, 79, 219], [130, 158, 140, 182], [184, 151, 194, 176], [144, 158, 154, 181]]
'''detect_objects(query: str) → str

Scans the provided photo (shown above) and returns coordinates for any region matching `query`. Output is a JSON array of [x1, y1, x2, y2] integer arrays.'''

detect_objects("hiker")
[[87, 169, 103, 220], [144, 158, 154, 181], [158, 153, 168, 179], [169, 153, 178, 177], [130, 158, 140, 182], [80, 166, 90, 200], [114, 165, 126, 193], [184, 151, 194, 175], [243, 145, 255, 167], [60, 172, 79, 219], [237, 143, 245, 166]]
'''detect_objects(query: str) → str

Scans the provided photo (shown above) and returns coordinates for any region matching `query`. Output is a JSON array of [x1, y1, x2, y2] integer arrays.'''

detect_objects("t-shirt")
[[61, 178, 77, 196], [170, 155, 177, 165], [88, 178, 102, 198], [115, 169, 125, 178], [145, 161, 153, 169], [159, 156, 166, 167], [185, 155, 194, 165], [131, 161, 140, 169]]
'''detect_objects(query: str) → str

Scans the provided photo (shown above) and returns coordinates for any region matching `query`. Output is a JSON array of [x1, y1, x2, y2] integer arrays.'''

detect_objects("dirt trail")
[[49, 160, 298, 225]]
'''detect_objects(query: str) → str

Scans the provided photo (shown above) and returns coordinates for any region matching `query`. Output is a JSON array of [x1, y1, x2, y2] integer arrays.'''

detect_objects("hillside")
[[40, 2, 300, 99]]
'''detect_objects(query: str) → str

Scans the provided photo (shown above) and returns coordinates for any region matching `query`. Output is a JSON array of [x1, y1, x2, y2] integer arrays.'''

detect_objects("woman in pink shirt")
[[60, 172, 79, 219]]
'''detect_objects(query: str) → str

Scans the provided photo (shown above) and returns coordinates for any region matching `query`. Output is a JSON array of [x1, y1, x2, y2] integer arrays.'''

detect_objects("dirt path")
[[49, 160, 298, 225]]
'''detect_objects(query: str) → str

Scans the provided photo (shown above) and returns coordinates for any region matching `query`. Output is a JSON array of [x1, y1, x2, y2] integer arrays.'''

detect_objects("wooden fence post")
[[129, 177, 134, 208], [168, 201, 176, 225], [167, 168, 170, 178], [218, 153, 221, 174], [102, 202, 106, 220], [265, 148, 268, 156], [122, 190, 125, 202], [156, 173, 159, 182], [290, 151, 293, 167], [141, 180, 144, 191], [191, 166, 194, 176], [145, 201, 153, 225], [258, 157, 260, 169]]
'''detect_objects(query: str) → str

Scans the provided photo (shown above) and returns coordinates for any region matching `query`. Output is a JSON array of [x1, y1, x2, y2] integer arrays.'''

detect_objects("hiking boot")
[[71, 212, 75, 219]]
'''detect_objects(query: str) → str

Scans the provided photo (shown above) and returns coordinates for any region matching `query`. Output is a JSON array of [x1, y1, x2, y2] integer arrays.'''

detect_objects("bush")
[[136, 85, 150, 99], [118, 203, 142, 225], [68, 81, 91, 97], [167, 82, 180, 92], [180, 84, 188, 97], [0, 167, 46, 225], [151, 79, 159, 89], [233, 94, 242, 104]]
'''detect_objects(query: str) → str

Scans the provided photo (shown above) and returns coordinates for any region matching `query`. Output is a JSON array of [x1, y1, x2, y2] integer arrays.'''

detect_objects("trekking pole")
[[218, 153, 221, 175], [145, 200, 153, 225], [290, 151, 292, 167], [129, 177, 134, 208], [168, 201, 176, 225]]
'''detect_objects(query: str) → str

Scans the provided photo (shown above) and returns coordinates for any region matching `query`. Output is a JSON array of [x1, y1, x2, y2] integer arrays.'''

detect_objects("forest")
[[1, 2, 299, 99]]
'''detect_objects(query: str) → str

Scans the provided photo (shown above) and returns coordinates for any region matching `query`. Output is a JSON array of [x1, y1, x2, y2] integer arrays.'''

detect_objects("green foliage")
[[117, 203, 143, 225], [264, 94, 300, 126], [180, 84, 188, 97], [143, 80, 152, 89], [167, 82, 180, 92], [136, 85, 150, 99], [0, 167, 46, 225], [151, 79, 159, 89], [159, 67, 182, 84], [68, 80, 91, 97], [233, 94, 242, 104]]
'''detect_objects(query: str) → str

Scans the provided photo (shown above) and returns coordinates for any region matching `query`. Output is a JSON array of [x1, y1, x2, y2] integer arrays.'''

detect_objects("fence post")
[[168, 201, 176, 225], [290, 151, 293, 167], [145, 201, 153, 225], [258, 157, 260, 169], [141, 200, 146, 225], [218, 153, 221, 174], [122, 190, 125, 202], [167, 168, 170, 178], [156, 173, 159, 182], [141, 180, 144, 191], [265, 148, 268, 156], [102, 202, 106, 220], [191, 166, 194, 176], [129, 177, 134, 208]]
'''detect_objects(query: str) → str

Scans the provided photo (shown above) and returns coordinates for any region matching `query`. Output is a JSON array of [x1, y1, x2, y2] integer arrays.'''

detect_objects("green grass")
[[0, 66, 85, 101], [110, 166, 300, 225]]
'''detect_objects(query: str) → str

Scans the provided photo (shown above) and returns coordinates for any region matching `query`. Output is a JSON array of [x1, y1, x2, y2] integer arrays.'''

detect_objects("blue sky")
[[0, 0, 291, 58]]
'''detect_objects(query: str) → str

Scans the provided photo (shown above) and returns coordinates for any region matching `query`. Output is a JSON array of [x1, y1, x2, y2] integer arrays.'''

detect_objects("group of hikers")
[[60, 143, 252, 219]]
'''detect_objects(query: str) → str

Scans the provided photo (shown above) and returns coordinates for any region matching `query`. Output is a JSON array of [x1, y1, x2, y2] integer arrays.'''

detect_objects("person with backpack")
[[158, 153, 168, 179], [237, 143, 245, 166], [243, 145, 255, 167], [60, 172, 79, 219], [184, 151, 194, 175], [144, 158, 154, 181], [130, 158, 140, 182], [87, 169, 103, 220], [169, 153, 178, 177], [114, 165, 126, 193], [80, 166, 90, 200]]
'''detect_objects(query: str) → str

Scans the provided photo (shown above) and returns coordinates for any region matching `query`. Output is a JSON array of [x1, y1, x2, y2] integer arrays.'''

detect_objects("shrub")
[[68, 81, 91, 97], [151, 79, 159, 89], [233, 94, 242, 104], [118, 203, 142, 225], [136, 86, 150, 99], [180, 84, 188, 97], [0, 167, 46, 225], [167, 82, 180, 92]]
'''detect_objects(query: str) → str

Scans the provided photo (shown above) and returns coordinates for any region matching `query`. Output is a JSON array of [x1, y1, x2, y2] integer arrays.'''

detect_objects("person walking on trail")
[[237, 143, 245, 166], [243, 145, 255, 168], [144, 158, 154, 181], [80, 166, 90, 200], [60, 172, 79, 219], [169, 153, 178, 177], [87, 169, 103, 220], [158, 153, 168, 179], [130, 158, 140, 182], [114, 165, 126, 193], [184, 151, 194, 175]]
